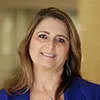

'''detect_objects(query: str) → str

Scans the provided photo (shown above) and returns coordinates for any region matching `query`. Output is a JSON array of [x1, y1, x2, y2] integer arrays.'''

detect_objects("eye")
[[56, 38, 65, 43], [38, 34, 47, 39]]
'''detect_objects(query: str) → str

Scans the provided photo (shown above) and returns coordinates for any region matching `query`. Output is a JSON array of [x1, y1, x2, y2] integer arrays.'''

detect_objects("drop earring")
[[66, 60, 72, 76]]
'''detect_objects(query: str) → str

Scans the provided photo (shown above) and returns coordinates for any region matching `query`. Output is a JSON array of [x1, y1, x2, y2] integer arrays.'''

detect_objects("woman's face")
[[29, 18, 70, 70]]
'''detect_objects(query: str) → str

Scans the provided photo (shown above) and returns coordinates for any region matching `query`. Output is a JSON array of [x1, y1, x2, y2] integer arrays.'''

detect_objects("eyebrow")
[[56, 34, 69, 40], [36, 31, 50, 34], [36, 31, 69, 40]]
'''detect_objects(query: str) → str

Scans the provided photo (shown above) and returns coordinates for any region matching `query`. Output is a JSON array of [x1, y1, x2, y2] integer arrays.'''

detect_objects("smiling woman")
[[0, 7, 100, 100], [29, 18, 70, 70]]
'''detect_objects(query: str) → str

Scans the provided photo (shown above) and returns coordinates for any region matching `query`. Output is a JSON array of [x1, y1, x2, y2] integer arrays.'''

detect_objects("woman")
[[0, 7, 100, 100]]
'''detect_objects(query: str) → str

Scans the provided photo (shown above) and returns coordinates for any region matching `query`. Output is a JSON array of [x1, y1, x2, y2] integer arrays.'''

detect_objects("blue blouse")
[[0, 77, 100, 100]]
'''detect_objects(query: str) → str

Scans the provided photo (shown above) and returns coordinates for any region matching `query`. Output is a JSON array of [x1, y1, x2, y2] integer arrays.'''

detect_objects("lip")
[[41, 52, 56, 58]]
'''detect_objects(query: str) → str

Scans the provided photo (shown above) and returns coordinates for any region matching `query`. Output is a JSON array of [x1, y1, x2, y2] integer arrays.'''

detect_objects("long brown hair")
[[5, 7, 82, 100]]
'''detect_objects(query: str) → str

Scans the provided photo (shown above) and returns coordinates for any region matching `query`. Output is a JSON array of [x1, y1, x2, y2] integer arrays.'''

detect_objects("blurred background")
[[0, 0, 100, 88]]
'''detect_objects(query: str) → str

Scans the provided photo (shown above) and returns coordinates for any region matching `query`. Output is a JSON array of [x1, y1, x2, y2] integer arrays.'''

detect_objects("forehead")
[[34, 17, 69, 36]]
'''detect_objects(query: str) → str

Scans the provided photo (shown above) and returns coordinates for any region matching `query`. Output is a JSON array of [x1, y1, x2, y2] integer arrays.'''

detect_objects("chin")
[[39, 63, 54, 69]]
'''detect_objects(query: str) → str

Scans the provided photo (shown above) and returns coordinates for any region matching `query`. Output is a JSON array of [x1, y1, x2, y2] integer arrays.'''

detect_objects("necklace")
[[49, 96, 53, 100]]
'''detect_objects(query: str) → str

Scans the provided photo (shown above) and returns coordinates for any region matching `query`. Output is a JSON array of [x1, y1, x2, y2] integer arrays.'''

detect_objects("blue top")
[[0, 77, 100, 100]]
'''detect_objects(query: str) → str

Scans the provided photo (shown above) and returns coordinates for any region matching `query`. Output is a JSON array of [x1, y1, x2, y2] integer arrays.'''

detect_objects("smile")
[[41, 52, 56, 58]]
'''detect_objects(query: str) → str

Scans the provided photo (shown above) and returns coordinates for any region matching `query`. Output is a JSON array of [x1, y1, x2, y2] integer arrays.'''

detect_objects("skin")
[[29, 18, 70, 100]]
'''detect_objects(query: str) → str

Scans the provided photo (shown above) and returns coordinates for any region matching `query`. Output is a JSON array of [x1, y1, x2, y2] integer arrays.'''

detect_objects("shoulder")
[[0, 89, 29, 100], [64, 77, 100, 100], [74, 77, 100, 99], [0, 89, 10, 100], [75, 77, 100, 90]]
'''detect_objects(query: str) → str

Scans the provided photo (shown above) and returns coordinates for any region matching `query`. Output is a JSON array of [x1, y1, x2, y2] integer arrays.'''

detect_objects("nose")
[[45, 40, 55, 50]]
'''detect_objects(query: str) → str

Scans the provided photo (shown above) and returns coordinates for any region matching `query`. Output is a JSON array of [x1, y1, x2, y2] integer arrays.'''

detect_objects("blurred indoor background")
[[0, 0, 100, 88]]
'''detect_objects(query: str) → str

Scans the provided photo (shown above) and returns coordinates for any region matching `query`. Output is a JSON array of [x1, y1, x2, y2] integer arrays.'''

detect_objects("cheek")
[[29, 39, 35, 51], [64, 45, 70, 53], [30, 36, 40, 48], [29, 37, 38, 54], [60, 44, 70, 57], [64, 47, 69, 58], [29, 36, 44, 54]]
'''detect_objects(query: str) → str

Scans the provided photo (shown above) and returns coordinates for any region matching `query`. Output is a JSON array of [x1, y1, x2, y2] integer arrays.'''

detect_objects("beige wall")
[[0, 9, 36, 88], [78, 0, 100, 83]]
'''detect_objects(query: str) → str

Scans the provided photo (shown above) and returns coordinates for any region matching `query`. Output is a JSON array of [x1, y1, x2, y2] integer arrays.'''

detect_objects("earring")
[[66, 60, 72, 76]]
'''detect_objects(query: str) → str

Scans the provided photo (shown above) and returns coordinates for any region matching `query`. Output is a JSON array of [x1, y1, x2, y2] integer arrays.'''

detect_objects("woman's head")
[[19, 7, 81, 80], [7, 7, 82, 97], [29, 17, 70, 71]]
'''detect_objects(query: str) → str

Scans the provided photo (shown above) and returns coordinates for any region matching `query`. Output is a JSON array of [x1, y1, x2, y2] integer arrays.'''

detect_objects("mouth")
[[41, 52, 56, 58]]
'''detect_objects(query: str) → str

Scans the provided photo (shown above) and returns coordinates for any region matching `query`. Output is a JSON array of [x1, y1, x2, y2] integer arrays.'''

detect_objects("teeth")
[[41, 52, 55, 57]]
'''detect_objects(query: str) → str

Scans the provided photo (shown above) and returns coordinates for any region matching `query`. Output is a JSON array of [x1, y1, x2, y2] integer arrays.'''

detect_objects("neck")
[[31, 66, 63, 93]]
